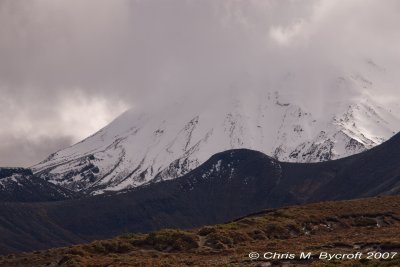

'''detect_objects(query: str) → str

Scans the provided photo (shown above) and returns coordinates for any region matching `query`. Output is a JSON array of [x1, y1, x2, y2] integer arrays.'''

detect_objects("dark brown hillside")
[[1, 196, 400, 266]]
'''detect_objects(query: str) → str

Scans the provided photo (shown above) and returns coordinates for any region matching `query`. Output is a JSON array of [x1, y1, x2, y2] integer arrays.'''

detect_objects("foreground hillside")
[[2, 196, 400, 267]]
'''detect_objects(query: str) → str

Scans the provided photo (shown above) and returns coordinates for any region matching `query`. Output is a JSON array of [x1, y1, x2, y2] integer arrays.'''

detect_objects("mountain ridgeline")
[[0, 168, 76, 202], [1, 132, 400, 254]]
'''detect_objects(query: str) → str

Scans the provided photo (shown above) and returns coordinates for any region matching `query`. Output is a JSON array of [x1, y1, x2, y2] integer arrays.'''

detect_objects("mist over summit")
[[1, 0, 400, 166]]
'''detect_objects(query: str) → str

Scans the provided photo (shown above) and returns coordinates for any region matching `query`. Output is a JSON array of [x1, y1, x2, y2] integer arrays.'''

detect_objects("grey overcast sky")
[[0, 0, 400, 167]]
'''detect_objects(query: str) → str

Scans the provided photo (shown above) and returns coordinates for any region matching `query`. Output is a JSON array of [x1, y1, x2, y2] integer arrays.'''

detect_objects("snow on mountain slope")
[[32, 66, 400, 194], [0, 168, 76, 201]]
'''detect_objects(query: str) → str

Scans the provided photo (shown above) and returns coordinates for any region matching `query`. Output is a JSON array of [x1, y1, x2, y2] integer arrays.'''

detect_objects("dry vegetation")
[[1, 196, 400, 266]]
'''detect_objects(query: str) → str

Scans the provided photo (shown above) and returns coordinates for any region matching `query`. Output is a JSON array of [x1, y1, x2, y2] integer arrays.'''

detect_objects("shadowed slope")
[[0, 133, 400, 254]]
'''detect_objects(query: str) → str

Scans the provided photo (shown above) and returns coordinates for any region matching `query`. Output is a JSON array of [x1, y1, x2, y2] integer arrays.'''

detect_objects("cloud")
[[0, 0, 399, 166], [0, 135, 73, 167], [269, 20, 306, 46]]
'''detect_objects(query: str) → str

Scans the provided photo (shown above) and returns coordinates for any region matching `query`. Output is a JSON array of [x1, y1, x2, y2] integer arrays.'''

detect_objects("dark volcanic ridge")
[[0, 132, 400, 254]]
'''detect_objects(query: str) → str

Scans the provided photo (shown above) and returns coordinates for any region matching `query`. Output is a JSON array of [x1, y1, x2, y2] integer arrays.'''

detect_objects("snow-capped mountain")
[[32, 64, 400, 194]]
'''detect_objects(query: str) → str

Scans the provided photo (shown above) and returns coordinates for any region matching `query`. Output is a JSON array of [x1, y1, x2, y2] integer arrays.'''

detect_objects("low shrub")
[[137, 229, 198, 252]]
